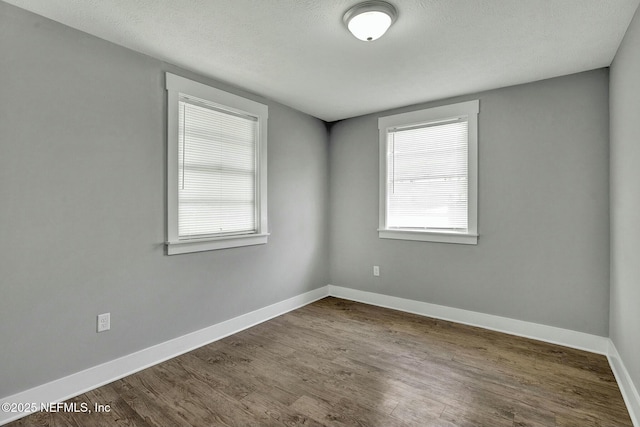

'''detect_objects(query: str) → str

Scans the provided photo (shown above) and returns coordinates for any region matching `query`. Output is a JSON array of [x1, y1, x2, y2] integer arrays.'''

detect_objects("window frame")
[[378, 100, 479, 245], [165, 73, 268, 255]]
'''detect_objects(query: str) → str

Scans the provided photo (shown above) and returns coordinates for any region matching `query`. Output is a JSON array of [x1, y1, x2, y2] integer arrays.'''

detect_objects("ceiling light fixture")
[[343, 1, 398, 42]]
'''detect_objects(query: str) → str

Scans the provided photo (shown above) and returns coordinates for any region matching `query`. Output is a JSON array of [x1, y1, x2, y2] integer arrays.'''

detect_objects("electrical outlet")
[[97, 313, 110, 333], [373, 265, 380, 276]]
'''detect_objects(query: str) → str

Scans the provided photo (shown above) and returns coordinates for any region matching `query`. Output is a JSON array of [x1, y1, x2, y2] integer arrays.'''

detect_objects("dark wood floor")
[[9, 297, 632, 427]]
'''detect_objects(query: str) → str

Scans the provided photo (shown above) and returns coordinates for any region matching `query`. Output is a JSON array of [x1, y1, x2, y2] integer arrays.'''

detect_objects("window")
[[165, 73, 268, 255], [378, 100, 479, 245]]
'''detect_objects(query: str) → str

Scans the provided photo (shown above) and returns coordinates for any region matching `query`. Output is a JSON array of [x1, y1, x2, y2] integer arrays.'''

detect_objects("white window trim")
[[165, 73, 268, 255], [378, 100, 479, 245]]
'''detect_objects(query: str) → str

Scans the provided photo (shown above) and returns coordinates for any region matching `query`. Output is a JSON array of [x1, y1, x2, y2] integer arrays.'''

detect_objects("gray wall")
[[329, 70, 610, 336], [0, 2, 329, 397], [610, 5, 640, 394]]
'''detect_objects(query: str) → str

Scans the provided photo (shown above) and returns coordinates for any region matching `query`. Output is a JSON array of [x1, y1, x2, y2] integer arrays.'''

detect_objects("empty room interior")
[[1, 0, 640, 426]]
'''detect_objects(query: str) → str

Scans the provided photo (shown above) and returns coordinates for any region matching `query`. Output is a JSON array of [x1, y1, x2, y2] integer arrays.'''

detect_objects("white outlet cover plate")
[[97, 313, 110, 332]]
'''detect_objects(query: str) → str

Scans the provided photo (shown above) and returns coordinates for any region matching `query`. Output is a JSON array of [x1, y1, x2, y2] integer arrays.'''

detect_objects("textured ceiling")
[[4, 0, 639, 121]]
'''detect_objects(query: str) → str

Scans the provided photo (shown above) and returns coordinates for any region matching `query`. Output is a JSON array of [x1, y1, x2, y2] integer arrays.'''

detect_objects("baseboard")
[[608, 340, 640, 427], [327, 285, 610, 355], [0, 286, 330, 426]]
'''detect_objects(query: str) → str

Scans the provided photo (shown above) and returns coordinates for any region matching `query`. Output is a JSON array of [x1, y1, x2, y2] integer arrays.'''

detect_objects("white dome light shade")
[[343, 1, 398, 42], [348, 11, 392, 41]]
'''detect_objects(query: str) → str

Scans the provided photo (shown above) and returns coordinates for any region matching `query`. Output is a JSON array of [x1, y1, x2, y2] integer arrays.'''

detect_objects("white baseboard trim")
[[0, 286, 330, 426], [328, 285, 610, 355], [608, 340, 640, 427]]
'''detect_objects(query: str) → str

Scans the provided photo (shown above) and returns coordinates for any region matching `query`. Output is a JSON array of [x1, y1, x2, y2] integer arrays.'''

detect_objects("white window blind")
[[386, 118, 469, 231], [178, 96, 257, 239]]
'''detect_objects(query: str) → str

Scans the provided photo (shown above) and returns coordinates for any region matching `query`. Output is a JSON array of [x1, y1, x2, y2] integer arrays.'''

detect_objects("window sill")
[[167, 233, 269, 255], [378, 229, 478, 245]]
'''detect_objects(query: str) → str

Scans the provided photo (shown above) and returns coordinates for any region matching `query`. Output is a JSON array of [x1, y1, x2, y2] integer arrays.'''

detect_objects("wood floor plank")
[[7, 297, 633, 427], [440, 403, 514, 427], [8, 410, 50, 426], [239, 391, 327, 427], [290, 394, 411, 427], [109, 379, 191, 427], [61, 386, 151, 427]]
